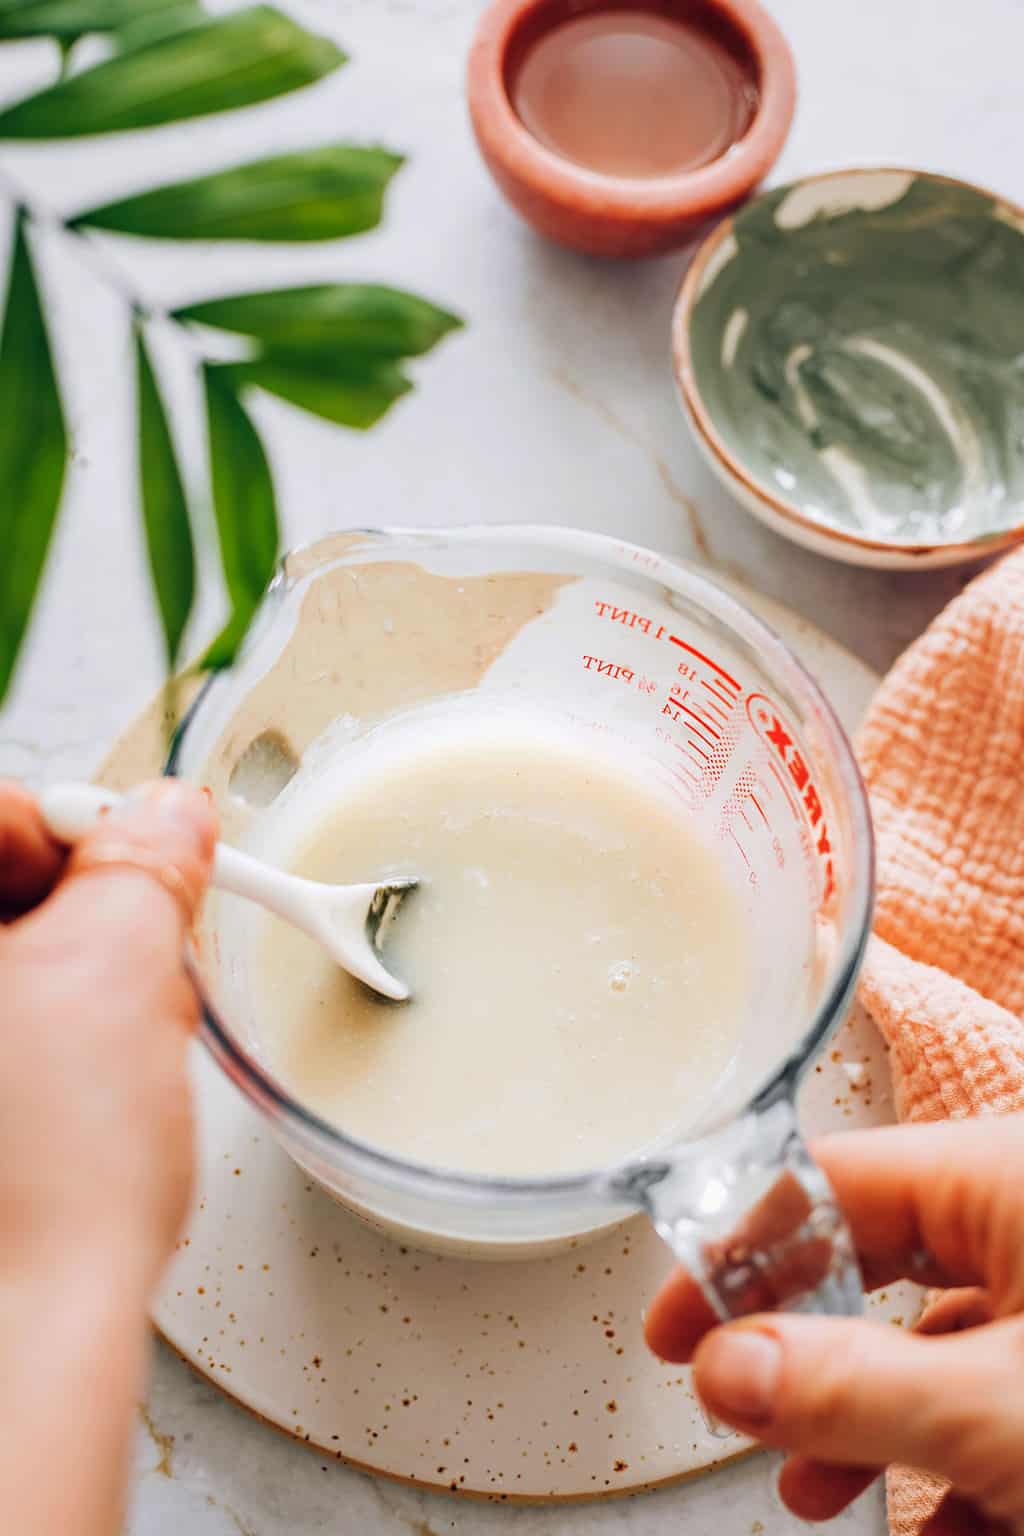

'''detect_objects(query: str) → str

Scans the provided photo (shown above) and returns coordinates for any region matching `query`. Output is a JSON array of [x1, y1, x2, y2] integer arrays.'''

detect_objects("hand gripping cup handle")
[[603, 1087, 862, 1325]]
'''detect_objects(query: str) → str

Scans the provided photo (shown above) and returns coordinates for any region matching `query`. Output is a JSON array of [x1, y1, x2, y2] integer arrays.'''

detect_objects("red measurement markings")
[[655, 727, 704, 792], [767, 755, 801, 818], [691, 700, 724, 733], [743, 777, 784, 868], [672, 695, 721, 742], [591, 604, 746, 718], [666, 767, 700, 803], [699, 680, 733, 717], [727, 827, 757, 886], [666, 691, 721, 749], [661, 695, 719, 772], [718, 764, 766, 867], [581, 654, 635, 685], [615, 544, 662, 572], [582, 656, 660, 699], [704, 678, 737, 710], [748, 694, 835, 902], [594, 602, 667, 638], [669, 636, 741, 693], [749, 792, 769, 828]]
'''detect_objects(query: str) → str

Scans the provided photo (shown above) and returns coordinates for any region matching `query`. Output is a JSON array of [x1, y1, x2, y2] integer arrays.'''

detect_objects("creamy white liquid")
[[237, 711, 748, 1177]]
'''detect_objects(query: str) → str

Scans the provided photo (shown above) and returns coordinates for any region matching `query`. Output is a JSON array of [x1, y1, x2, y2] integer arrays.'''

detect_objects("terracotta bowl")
[[673, 166, 1024, 569], [467, 0, 796, 258]]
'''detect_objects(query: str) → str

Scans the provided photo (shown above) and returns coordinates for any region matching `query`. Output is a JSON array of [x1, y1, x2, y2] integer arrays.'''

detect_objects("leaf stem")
[[0, 161, 205, 359]]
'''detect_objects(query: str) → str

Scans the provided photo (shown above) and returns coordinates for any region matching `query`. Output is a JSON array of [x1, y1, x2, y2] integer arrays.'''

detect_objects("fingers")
[[777, 1455, 879, 1522], [644, 1267, 718, 1363], [644, 1161, 842, 1361], [776, 1289, 995, 1522], [916, 1288, 995, 1336], [23, 781, 216, 1006], [920, 1490, 1007, 1535], [5, 781, 216, 1289], [65, 779, 215, 926], [809, 1122, 1024, 1292], [646, 1118, 1024, 1366], [645, 1130, 1024, 1519], [0, 780, 66, 918], [692, 1312, 1024, 1510]]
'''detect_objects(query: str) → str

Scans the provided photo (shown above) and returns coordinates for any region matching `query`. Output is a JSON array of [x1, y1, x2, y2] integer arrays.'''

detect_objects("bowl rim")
[[167, 523, 875, 1210], [672, 163, 1024, 562], [466, 0, 797, 227]]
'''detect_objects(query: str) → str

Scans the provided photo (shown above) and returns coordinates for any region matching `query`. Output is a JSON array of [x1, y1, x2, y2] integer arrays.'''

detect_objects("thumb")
[[693, 1314, 1024, 1512], [36, 780, 216, 975]]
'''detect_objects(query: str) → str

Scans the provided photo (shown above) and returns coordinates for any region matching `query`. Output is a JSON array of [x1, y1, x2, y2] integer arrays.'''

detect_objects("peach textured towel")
[[854, 547, 1024, 1534]]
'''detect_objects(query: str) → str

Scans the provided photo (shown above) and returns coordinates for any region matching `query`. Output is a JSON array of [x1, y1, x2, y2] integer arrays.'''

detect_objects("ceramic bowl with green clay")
[[673, 168, 1024, 568]]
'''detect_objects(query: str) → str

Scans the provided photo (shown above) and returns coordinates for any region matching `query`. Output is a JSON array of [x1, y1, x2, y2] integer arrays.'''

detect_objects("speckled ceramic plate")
[[674, 168, 1024, 569], [100, 578, 912, 1502]]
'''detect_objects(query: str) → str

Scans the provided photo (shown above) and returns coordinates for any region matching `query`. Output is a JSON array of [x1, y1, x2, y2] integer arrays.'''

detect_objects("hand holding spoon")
[[39, 783, 415, 1002]]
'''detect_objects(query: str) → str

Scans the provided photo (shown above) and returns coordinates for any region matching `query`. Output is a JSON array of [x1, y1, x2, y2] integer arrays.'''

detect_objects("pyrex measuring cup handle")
[[609, 1092, 862, 1323]]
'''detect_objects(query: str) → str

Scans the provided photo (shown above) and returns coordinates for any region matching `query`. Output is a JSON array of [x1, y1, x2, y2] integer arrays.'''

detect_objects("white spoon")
[[39, 782, 415, 1002]]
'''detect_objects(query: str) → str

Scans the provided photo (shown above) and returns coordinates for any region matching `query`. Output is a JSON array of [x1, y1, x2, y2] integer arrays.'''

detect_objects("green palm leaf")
[[0, 213, 68, 702], [0, 6, 345, 138], [176, 283, 463, 355], [136, 327, 195, 665], [71, 146, 402, 242], [0, 5, 461, 713], [0, 0, 188, 40], [214, 353, 412, 430], [201, 367, 279, 671]]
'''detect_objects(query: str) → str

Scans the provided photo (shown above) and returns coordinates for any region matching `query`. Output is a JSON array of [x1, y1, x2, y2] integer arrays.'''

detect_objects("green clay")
[[688, 175, 1024, 543]]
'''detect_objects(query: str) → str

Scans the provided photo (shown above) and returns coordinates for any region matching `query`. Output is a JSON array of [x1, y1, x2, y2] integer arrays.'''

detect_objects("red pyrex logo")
[[747, 694, 836, 903]]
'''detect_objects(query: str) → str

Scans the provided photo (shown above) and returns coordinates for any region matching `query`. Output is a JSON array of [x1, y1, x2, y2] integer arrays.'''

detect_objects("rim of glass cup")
[[167, 524, 875, 1209]]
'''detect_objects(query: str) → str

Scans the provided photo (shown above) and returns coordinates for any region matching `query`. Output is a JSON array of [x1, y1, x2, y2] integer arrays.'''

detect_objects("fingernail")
[[697, 1328, 781, 1423]]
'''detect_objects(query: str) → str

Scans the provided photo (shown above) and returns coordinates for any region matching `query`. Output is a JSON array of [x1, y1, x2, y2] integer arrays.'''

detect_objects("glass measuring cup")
[[170, 526, 874, 1324]]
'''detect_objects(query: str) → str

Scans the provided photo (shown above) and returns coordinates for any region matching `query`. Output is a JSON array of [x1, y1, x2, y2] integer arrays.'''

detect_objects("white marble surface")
[[1, 0, 1022, 1530]]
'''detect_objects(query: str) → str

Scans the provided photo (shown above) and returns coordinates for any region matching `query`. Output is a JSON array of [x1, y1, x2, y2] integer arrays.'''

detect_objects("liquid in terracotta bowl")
[[467, 0, 796, 257]]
